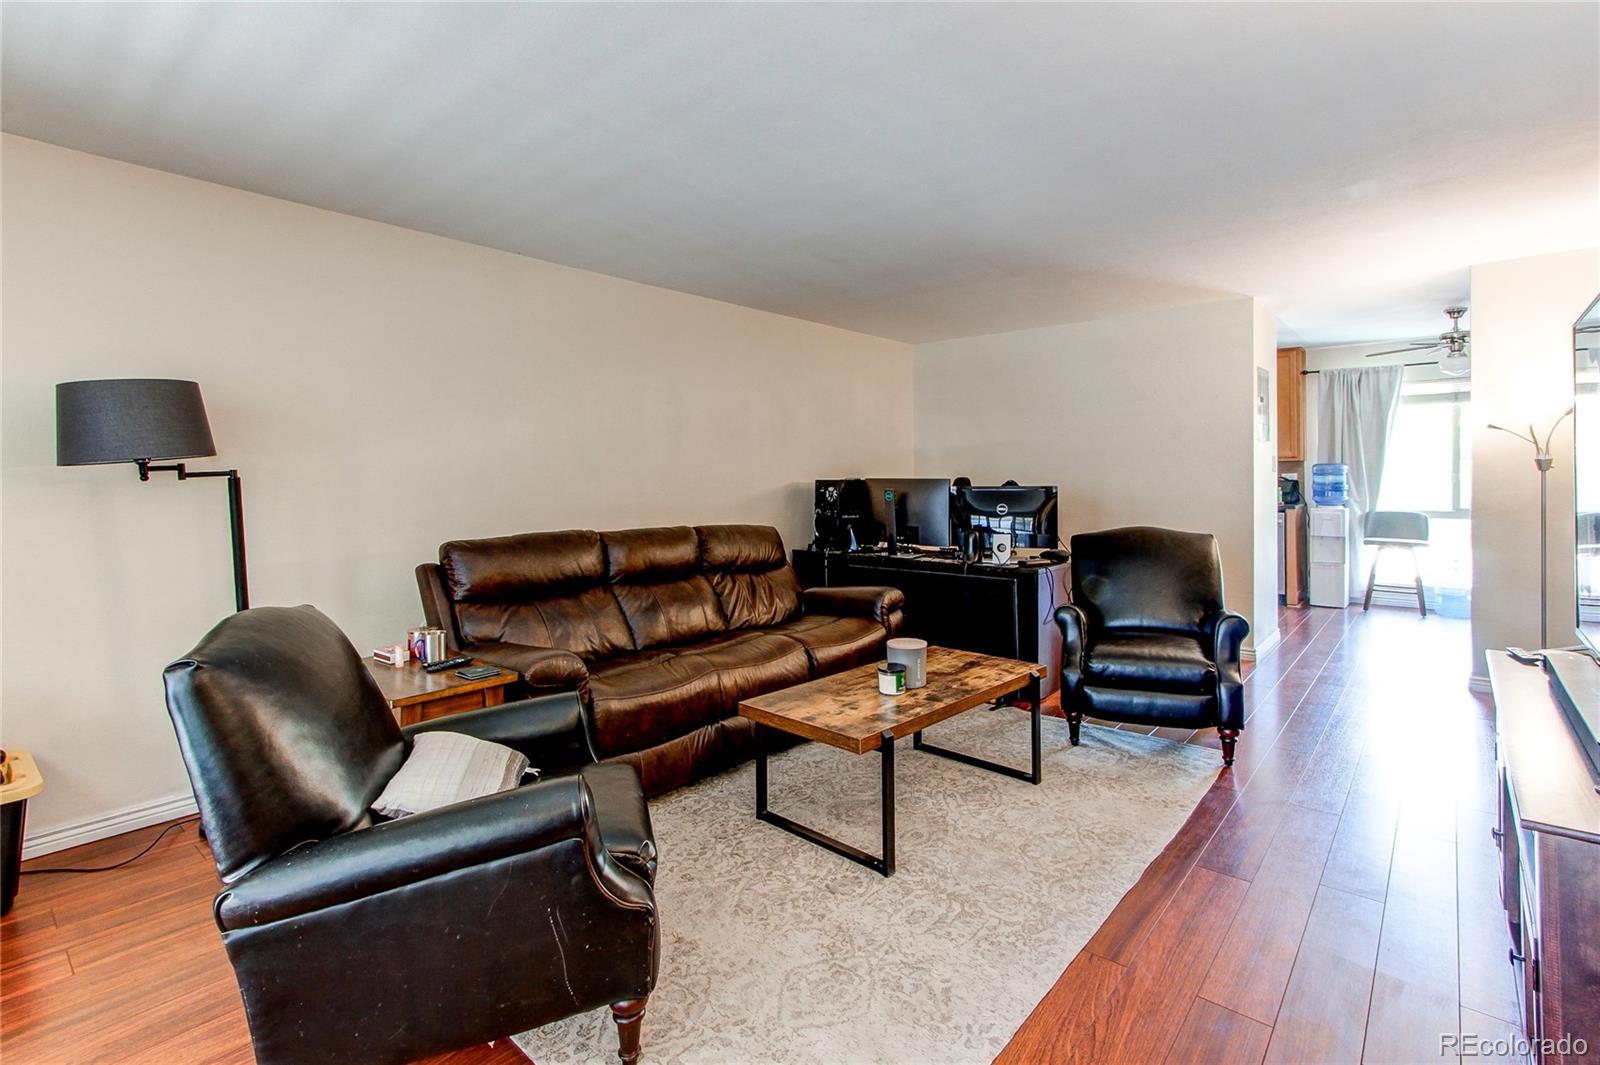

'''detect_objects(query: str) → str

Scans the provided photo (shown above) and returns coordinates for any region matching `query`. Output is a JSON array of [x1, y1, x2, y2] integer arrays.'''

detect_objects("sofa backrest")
[[602, 526, 728, 649], [696, 524, 802, 629], [440, 530, 636, 659], [435, 524, 803, 657]]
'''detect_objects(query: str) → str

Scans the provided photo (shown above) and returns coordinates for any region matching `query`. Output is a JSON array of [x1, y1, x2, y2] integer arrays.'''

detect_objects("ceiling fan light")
[[1439, 351, 1471, 377]]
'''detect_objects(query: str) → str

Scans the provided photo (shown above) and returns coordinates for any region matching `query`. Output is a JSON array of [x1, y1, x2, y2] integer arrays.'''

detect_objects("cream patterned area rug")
[[515, 711, 1218, 1065]]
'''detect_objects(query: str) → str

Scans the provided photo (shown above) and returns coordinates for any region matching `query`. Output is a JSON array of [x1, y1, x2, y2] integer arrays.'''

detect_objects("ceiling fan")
[[1365, 306, 1471, 377]]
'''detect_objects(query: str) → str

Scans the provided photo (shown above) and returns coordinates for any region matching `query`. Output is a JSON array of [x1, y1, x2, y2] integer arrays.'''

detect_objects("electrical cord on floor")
[[21, 821, 190, 876]]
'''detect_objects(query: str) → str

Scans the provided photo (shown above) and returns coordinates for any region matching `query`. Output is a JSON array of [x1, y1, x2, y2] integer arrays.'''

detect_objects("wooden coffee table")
[[738, 646, 1047, 876]]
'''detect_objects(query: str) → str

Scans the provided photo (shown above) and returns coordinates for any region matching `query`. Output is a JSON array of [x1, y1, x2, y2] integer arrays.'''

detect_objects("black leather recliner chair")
[[162, 605, 658, 1065], [1054, 527, 1249, 765]]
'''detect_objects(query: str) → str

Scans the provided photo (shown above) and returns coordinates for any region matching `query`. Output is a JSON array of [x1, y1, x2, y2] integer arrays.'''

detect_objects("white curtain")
[[1315, 366, 1404, 599]]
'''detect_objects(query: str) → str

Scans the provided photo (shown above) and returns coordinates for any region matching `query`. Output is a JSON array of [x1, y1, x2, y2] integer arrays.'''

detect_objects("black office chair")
[[1055, 527, 1249, 765], [163, 605, 659, 1065], [1362, 510, 1430, 616]]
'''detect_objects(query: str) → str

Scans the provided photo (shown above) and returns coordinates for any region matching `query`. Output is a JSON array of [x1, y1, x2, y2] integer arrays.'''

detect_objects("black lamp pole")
[[57, 379, 250, 613], [134, 459, 250, 611]]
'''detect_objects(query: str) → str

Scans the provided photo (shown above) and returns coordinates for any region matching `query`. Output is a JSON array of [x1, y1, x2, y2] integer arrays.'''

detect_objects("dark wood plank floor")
[[1001, 604, 1522, 1064], [1, 605, 1518, 1064]]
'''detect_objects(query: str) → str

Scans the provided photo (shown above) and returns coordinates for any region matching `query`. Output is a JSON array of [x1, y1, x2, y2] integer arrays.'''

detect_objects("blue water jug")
[[1311, 463, 1349, 506]]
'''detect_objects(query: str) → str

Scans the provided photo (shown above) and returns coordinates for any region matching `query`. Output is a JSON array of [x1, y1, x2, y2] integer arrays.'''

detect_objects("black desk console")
[[1488, 651, 1600, 1062], [792, 547, 1070, 703]]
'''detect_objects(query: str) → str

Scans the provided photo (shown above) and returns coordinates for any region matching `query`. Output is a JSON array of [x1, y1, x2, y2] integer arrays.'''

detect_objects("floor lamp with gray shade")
[[55, 378, 250, 612]]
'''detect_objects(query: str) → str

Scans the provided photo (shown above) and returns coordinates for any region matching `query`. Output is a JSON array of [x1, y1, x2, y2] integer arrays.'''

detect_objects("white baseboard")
[[1242, 627, 1281, 662], [21, 791, 197, 861], [1468, 674, 1492, 694]]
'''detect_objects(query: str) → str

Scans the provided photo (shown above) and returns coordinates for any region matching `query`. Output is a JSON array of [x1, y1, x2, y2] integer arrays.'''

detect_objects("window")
[[1374, 379, 1472, 594], [1377, 380, 1470, 518]]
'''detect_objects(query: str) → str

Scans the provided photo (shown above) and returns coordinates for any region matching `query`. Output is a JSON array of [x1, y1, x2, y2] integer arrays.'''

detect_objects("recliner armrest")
[[803, 585, 906, 628], [1054, 604, 1089, 695], [468, 640, 590, 690], [1206, 610, 1249, 730], [404, 690, 595, 772], [215, 776, 640, 931], [1205, 610, 1249, 674]]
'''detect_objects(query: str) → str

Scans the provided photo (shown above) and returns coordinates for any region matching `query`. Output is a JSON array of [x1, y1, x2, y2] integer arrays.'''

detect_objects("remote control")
[[423, 655, 473, 673]]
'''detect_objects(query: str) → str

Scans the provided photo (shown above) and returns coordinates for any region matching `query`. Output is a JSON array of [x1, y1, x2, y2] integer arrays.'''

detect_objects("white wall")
[[912, 297, 1279, 655], [1469, 248, 1600, 678], [0, 135, 914, 849], [1251, 302, 1280, 657]]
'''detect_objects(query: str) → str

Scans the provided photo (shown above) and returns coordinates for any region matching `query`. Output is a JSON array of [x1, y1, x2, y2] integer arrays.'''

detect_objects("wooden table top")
[[1488, 650, 1600, 844], [363, 658, 519, 709], [0, 751, 44, 804], [739, 646, 1047, 754]]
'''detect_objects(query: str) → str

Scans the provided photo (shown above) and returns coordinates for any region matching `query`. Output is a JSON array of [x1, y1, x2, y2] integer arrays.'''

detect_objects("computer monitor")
[[955, 484, 1059, 549], [866, 478, 954, 551]]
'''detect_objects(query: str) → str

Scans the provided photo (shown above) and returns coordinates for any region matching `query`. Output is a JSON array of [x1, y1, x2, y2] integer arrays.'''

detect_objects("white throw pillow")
[[372, 732, 533, 819]]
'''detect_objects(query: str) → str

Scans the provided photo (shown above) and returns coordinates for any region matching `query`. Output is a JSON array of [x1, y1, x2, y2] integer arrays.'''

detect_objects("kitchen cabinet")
[[1277, 346, 1305, 461]]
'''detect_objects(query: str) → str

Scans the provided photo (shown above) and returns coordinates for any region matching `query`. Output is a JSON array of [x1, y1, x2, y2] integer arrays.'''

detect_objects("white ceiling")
[[3, 2, 1596, 345]]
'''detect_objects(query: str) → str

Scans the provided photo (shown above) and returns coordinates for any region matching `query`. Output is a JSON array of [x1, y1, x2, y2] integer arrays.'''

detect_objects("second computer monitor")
[[866, 478, 954, 550], [955, 484, 1059, 549]]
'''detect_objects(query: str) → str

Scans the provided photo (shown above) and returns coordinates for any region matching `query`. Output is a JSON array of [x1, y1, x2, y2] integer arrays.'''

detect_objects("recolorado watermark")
[[1441, 1032, 1588, 1058]]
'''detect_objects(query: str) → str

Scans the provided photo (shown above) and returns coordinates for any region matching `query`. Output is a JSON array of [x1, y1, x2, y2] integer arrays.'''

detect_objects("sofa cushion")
[[675, 631, 812, 707], [586, 631, 811, 759], [454, 589, 635, 660], [772, 613, 887, 674], [603, 525, 699, 581], [1086, 634, 1215, 692], [603, 527, 727, 649], [697, 525, 802, 629], [443, 530, 636, 659], [588, 654, 725, 759], [441, 530, 605, 601]]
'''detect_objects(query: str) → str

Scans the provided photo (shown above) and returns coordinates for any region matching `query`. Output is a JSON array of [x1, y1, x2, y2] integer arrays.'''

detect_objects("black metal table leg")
[[880, 729, 895, 876], [753, 728, 898, 877], [1032, 698, 1042, 783], [912, 700, 1042, 785], [755, 722, 768, 817]]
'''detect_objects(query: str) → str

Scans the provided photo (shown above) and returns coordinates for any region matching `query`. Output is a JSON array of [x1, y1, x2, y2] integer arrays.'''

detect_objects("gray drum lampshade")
[[56, 379, 218, 466]]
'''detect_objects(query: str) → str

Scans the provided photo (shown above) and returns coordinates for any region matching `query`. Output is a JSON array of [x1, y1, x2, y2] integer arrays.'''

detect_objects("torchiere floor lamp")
[[56, 378, 249, 612], [1488, 407, 1574, 649]]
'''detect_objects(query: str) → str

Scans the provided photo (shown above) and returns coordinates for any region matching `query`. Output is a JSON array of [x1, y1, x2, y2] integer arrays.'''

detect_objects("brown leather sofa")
[[418, 524, 904, 795]]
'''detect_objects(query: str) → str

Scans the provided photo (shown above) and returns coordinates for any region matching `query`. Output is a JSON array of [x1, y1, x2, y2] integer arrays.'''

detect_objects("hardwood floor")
[[1, 605, 1516, 1063], [1001, 604, 1521, 1064]]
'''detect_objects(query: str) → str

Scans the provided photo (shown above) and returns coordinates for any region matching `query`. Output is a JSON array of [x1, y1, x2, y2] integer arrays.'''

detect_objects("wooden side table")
[[364, 659, 519, 727], [1, 751, 45, 915]]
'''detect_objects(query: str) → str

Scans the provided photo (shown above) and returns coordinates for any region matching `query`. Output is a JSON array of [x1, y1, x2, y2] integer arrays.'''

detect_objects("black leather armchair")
[[163, 605, 658, 1065], [1055, 527, 1249, 765]]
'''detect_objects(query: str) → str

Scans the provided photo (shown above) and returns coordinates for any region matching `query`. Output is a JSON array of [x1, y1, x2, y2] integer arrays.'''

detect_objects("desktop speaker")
[[990, 532, 1013, 565]]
